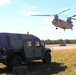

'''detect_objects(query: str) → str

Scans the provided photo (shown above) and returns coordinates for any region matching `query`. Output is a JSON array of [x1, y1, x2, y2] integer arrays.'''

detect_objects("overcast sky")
[[0, 0, 76, 40]]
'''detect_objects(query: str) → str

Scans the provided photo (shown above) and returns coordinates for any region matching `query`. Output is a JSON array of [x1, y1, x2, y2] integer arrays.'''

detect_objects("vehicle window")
[[27, 41, 32, 46], [35, 41, 40, 46]]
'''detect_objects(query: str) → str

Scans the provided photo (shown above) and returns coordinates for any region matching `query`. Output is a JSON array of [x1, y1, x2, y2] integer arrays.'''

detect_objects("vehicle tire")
[[43, 52, 51, 63], [8, 56, 22, 70]]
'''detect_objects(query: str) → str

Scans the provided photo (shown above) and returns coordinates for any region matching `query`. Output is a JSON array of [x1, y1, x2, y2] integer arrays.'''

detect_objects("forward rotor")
[[31, 8, 70, 16]]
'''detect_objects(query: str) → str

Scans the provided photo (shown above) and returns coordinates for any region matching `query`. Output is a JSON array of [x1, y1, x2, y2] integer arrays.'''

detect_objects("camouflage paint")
[[0, 32, 40, 50]]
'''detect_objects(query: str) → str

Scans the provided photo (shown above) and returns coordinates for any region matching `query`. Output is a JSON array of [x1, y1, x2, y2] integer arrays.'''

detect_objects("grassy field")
[[0, 49, 76, 75], [51, 49, 76, 75]]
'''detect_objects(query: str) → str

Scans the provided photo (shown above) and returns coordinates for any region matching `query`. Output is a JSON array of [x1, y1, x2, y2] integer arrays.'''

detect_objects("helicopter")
[[31, 8, 76, 31]]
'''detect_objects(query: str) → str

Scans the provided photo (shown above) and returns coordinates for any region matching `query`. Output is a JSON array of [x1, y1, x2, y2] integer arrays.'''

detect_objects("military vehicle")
[[0, 33, 51, 69]]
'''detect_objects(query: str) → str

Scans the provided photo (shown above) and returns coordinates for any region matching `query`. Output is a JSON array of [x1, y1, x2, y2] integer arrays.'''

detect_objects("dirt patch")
[[46, 44, 76, 50]]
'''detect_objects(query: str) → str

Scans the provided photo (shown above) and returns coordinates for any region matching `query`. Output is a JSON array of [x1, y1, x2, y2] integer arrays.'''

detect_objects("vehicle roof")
[[0, 32, 40, 40]]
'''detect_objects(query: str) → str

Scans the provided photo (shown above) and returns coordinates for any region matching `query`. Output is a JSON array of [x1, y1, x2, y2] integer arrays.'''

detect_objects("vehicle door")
[[34, 40, 42, 58], [24, 40, 34, 59]]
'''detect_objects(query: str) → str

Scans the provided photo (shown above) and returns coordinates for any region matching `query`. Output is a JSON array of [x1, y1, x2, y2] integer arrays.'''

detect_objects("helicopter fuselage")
[[52, 18, 73, 30]]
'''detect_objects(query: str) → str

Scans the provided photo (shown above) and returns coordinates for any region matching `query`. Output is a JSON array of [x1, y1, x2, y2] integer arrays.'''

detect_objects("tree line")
[[42, 39, 76, 45]]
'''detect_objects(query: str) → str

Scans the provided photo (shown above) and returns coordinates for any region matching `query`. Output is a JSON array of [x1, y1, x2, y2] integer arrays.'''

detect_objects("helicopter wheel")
[[56, 28, 58, 30]]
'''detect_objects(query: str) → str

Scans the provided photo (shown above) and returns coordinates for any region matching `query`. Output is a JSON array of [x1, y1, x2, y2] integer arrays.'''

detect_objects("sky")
[[0, 0, 76, 40]]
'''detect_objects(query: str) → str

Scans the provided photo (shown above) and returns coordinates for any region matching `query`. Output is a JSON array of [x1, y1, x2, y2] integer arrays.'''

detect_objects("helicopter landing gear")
[[63, 27, 65, 31], [56, 28, 58, 30], [71, 28, 73, 30], [71, 25, 73, 30]]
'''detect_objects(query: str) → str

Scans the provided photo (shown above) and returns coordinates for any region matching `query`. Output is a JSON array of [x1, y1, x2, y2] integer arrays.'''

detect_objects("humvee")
[[0, 33, 51, 69]]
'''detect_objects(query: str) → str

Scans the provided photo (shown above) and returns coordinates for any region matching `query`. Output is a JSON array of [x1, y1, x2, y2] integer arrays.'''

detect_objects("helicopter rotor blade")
[[57, 8, 70, 15], [71, 15, 76, 17], [31, 8, 70, 16], [71, 17, 76, 20], [31, 15, 52, 16], [66, 15, 76, 19]]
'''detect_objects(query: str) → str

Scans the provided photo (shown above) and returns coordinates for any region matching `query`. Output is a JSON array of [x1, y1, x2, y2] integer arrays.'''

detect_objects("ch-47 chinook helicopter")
[[32, 8, 76, 31]]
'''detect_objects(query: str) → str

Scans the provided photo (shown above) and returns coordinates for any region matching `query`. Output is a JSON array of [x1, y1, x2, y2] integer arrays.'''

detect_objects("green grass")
[[0, 49, 76, 75], [51, 49, 76, 75]]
